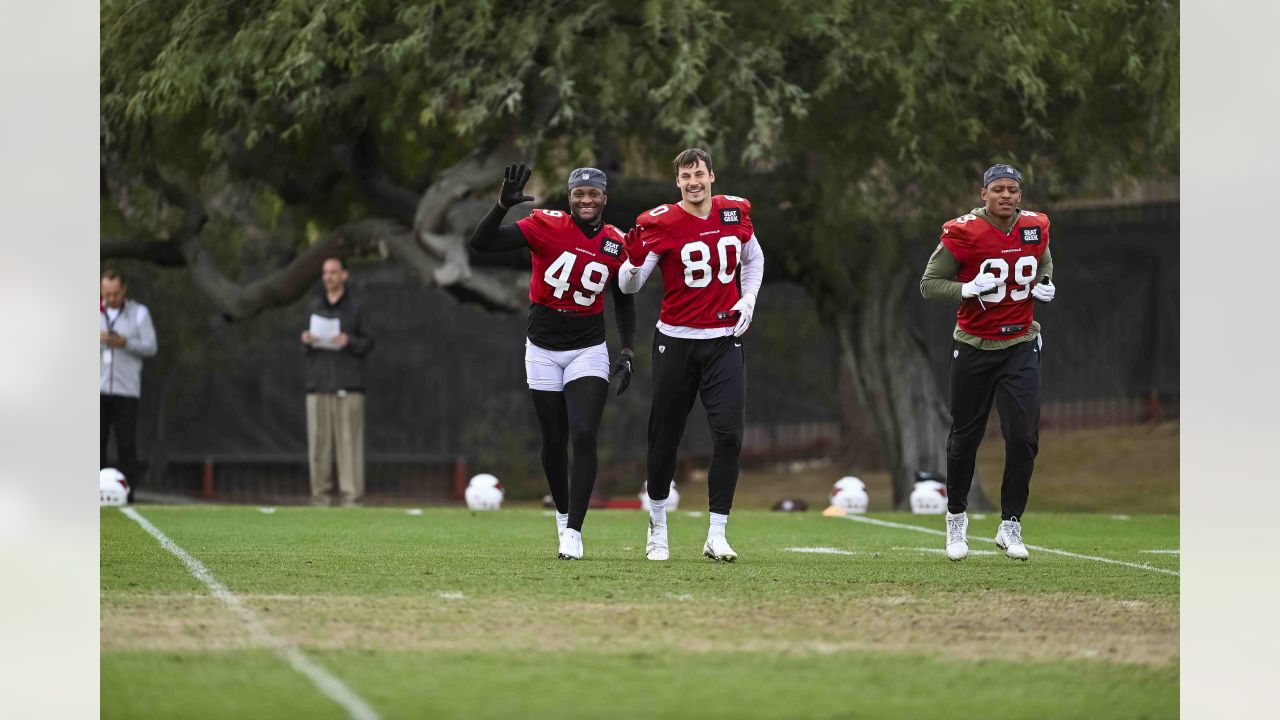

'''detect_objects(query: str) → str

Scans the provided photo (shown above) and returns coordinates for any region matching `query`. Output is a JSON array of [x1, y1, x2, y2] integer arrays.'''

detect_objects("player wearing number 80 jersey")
[[630, 194, 756, 329], [619, 148, 765, 563], [920, 164, 1056, 563], [469, 163, 636, 561]]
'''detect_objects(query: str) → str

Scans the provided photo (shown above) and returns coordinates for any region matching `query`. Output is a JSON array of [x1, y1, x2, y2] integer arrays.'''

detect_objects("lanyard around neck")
[[103, 303, 123, 332]]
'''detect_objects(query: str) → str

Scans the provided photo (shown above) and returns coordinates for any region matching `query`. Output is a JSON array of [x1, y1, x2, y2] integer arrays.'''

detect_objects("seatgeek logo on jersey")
[[1020, 226, 1042, 245], [600, 236, 622, 258], [720, 208, 741, 225]]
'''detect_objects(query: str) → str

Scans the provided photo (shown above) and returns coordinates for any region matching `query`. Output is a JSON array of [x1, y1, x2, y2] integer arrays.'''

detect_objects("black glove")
[[612, 349, 634, 396], [499, 163, 535, 209]]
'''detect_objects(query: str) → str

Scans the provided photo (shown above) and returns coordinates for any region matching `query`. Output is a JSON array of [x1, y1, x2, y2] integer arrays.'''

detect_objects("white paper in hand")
[[309, 314, 341, 349]]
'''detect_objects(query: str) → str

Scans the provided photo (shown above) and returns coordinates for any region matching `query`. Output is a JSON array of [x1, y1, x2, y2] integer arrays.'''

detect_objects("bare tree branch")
[[406, 142, 521, 295], [413, 147, 514, 234], [380, 228, 522, 311], [177, 219, 396, 319]]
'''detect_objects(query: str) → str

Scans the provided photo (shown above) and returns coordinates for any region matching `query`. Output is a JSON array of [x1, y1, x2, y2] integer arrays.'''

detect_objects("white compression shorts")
[[524, 339, 611, 392]]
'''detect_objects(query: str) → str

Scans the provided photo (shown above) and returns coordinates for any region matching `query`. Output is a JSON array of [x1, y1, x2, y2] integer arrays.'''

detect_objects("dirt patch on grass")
[[102, 594, 256, 652], [103, 590, 1177, 666]]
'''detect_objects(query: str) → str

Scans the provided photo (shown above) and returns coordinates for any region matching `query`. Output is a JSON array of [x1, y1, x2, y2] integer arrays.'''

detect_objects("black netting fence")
[[111, 202, 1177, 502]]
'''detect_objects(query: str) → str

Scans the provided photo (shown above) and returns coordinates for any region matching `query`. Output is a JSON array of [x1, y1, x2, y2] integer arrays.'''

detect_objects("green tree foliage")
[[102, 0, 805, 207]]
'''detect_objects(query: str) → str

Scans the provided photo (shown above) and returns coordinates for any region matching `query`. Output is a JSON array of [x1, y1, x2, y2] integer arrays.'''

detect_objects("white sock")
[[708, 512, 729, 538], [556, 512, 569, 534], [648, 498, 667, 527]]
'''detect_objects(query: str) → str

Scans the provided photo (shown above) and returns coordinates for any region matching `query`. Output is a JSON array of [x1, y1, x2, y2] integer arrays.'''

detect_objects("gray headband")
[[983, 164, 1023, 187], [567, 167, 607, 193]]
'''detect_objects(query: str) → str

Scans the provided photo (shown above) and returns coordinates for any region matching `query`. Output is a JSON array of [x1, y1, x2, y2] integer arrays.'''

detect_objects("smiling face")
[[981, 178, 1022, 222], [676, 159, 715, 208], [569, 186, 606, 224]]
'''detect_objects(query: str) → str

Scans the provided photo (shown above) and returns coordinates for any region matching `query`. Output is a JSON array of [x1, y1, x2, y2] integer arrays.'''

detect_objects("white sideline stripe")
[[838, 514, 1179, 577], [121, 508, 380, 720]]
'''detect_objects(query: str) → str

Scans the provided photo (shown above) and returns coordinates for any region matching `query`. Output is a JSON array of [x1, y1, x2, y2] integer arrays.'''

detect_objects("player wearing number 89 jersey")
[[941, 202, 1050, 341], [920, 164, 1056, 562], [469, 163, 637, 561], [619, 148, 765, 562]]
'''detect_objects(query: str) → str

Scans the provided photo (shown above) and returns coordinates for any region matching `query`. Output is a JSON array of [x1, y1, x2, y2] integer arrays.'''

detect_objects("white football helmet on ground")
[[830, 476, 868, 514], [465, 473, 504, 511], [640, 480, 680, 511], [910, 471, 948, 514], [100, 468, 129, 506]]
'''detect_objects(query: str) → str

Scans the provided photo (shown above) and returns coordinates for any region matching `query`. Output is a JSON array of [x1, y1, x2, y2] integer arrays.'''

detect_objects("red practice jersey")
[[634, 195, 756, 329], [940, 209, 1052, 340], [518, 209, 627, 315]]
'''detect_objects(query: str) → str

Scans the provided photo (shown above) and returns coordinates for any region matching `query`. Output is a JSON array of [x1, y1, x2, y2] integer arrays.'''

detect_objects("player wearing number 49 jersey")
[[619, 148, 765, 563], [920, 164, 1056, 563], [469, 163, 636, 561]]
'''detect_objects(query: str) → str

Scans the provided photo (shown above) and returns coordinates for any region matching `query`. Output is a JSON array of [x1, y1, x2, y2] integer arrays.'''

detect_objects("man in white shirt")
[[100, 269, 158, 502]]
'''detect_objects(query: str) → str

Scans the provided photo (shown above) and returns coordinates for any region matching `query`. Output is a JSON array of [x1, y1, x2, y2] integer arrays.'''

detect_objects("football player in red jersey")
[[619, 148, 765, 562], [920, 164, 1056, 562], [468, 163, 636, 560]]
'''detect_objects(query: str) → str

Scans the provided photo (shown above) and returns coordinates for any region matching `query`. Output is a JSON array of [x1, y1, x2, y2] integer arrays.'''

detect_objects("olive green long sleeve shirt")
[[919, 208, 1054, 350]]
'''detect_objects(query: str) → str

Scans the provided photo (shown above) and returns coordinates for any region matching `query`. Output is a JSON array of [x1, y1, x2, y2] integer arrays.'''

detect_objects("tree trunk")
[[833, 266, 993, 511]]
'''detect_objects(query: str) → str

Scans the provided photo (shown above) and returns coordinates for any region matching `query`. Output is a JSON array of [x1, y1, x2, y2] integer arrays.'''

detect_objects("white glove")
[[729, 292, 756, 337], [961, 272, 1000, 299], [1031, 278, 1055, 303]]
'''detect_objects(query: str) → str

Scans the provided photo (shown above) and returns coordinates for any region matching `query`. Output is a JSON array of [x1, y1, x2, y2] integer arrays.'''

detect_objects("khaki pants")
[[306, 392, 366, 505]]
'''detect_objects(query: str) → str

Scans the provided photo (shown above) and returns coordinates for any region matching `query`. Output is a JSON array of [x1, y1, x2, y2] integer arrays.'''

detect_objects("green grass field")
[[102, 506, 1179, 719]]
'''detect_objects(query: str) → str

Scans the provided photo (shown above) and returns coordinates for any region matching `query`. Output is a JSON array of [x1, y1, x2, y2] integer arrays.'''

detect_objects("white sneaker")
[[995, 518, 1029, 560], [945, 511, 969, 561], [557, 529, 582, 560], [646, 519, 669, 561], [703, 535, 738, 562]]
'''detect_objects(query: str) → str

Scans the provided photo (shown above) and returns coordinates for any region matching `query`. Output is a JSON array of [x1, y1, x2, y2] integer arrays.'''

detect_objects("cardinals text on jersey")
[[634, 195, 755, 329], [518, 209, 627, 315], [940, 210, 1051, 340]]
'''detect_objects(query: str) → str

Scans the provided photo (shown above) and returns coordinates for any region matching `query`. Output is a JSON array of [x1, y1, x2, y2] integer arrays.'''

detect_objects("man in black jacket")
[[301, 257, 375, 506]]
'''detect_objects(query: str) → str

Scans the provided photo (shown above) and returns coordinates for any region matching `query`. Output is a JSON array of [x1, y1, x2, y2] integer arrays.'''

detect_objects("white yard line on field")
[[120, 508, 380, 720], [784, 546, 857, 555], [838, 514, 1179, 577], [896, 546, 1000, 556]]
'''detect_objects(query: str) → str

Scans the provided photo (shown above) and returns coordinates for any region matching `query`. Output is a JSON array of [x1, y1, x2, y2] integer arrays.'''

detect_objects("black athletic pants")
[[101, 394, 140, 502], [531, 377, 608, 532], [945, 337, 1041, 520], [646, 331, 746, 515]]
